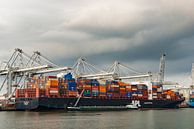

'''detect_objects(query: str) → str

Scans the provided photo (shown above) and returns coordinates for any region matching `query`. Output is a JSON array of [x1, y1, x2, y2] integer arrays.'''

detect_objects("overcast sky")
[[0, 0, 194, 86]]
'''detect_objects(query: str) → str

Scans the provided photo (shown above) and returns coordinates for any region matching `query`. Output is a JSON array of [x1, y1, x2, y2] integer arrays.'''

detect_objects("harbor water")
[[0, 109, 194, 129]]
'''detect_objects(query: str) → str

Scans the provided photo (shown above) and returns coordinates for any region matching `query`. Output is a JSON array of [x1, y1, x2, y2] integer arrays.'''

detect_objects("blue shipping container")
[[137, 91, 143, 94], [68, 82, 77, 87], [64, 73, 73, 80], [91, 83, 100, 86], [107, 93, 113, 97], [68, 86, 76, 91], [152, 88, 157, 91], [126, 92, 132, 97]]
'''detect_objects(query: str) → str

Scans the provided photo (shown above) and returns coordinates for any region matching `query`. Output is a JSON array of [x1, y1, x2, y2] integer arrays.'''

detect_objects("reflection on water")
[[0, 109, 194, 129]]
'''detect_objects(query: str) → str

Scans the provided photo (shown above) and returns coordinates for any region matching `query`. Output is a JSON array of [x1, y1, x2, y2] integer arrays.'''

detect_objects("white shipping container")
[[153, 93, 157, 96], [126, 86, 131, 89], [138, 94, 143, 97], [157, 87, 162, 92], [49, 90, 58, 94], [167, 95, 171, 99], [111, 85, 119, 87], [153, 96, 158, 99]]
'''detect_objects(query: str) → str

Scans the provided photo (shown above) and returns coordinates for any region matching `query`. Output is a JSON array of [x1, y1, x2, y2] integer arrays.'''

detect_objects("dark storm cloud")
[[0, 0, 194, 85]]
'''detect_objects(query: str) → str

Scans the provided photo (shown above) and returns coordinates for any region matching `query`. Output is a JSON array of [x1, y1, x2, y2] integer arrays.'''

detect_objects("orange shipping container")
[[83, 85, 92, 89], [120, 88, 125, 91], [118, 82, 129, 86], [46, 80, 58, 87], [99, 86, 106, 92], [126, 86, 131, 92], [68, 91, 77, 97], [152, 85, 159, 88]]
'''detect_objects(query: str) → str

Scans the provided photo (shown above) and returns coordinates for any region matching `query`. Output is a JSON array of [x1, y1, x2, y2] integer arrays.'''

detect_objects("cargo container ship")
[[15, 73, 184, 111]]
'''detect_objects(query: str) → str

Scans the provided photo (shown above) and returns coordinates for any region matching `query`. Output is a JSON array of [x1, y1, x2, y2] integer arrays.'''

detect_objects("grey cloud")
[[0, 0, 194, 86]]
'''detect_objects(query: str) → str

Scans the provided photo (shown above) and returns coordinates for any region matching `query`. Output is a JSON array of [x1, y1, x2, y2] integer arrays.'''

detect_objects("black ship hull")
[[15, 97, 184, 111]]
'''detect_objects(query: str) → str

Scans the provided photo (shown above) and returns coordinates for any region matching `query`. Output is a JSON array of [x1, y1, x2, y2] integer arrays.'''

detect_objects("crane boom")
[[117, 74, 151, 79]]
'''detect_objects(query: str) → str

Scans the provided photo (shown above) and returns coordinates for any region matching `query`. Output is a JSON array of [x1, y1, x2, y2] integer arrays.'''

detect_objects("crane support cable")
[[4, 51, 17, 69], [0, 74, 9, 91], [37, 52, 59, 67], [23, 52, 42, 66], [118, 62, 144, 74], [83, 60, 105, 73]]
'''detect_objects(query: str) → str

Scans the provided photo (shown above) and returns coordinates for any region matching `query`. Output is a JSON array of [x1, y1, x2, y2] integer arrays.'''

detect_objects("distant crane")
[[159, 54, 166, 84], [191, 63, 194, 86], [158, 54, 179, 85]]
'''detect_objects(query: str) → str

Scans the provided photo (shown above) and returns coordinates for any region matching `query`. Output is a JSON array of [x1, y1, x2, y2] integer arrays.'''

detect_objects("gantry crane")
[[71, 57, 150, 80], [0, 48, 71, 103], [106, 61, 151, 80], [72, 57, 114, 79]]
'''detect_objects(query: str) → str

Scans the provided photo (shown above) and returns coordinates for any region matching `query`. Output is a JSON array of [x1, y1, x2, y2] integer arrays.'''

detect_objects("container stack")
[[16, 88, 45, 98], [67, 81, 77, 97], [106, 81, 120, 98], [137, 84, 148, 99], [38, 89, 46, 97], [126, 85, 132, 98], [163, 90, 176, 100], [64, 73, 77, 97], [83, 85, 91, 97], [45, 77, 59, 97], [27, 76, 47, 89], [15, 89, 25, 98], [131, 85, 138, 98], [15, 73, 183, 102], [58, 78, 67, 97], [25, 88, 36, 98], [77, 79, 92, 97], [118, 81, 128, 98], [91, 80, 99, 97], [99, 85, 106, 97], [152, 82, 163, 100]]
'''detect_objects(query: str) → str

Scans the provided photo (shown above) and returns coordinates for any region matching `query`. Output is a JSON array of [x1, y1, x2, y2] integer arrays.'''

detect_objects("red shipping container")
[[120, 93, 126, 97], [92, 86, 99, 91], [112, 93, 120, 98]]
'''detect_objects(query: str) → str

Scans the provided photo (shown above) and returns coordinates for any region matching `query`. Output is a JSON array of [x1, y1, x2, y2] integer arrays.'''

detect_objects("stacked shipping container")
[[15, 74, 182, 101], [152, 82, 163, 100]]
